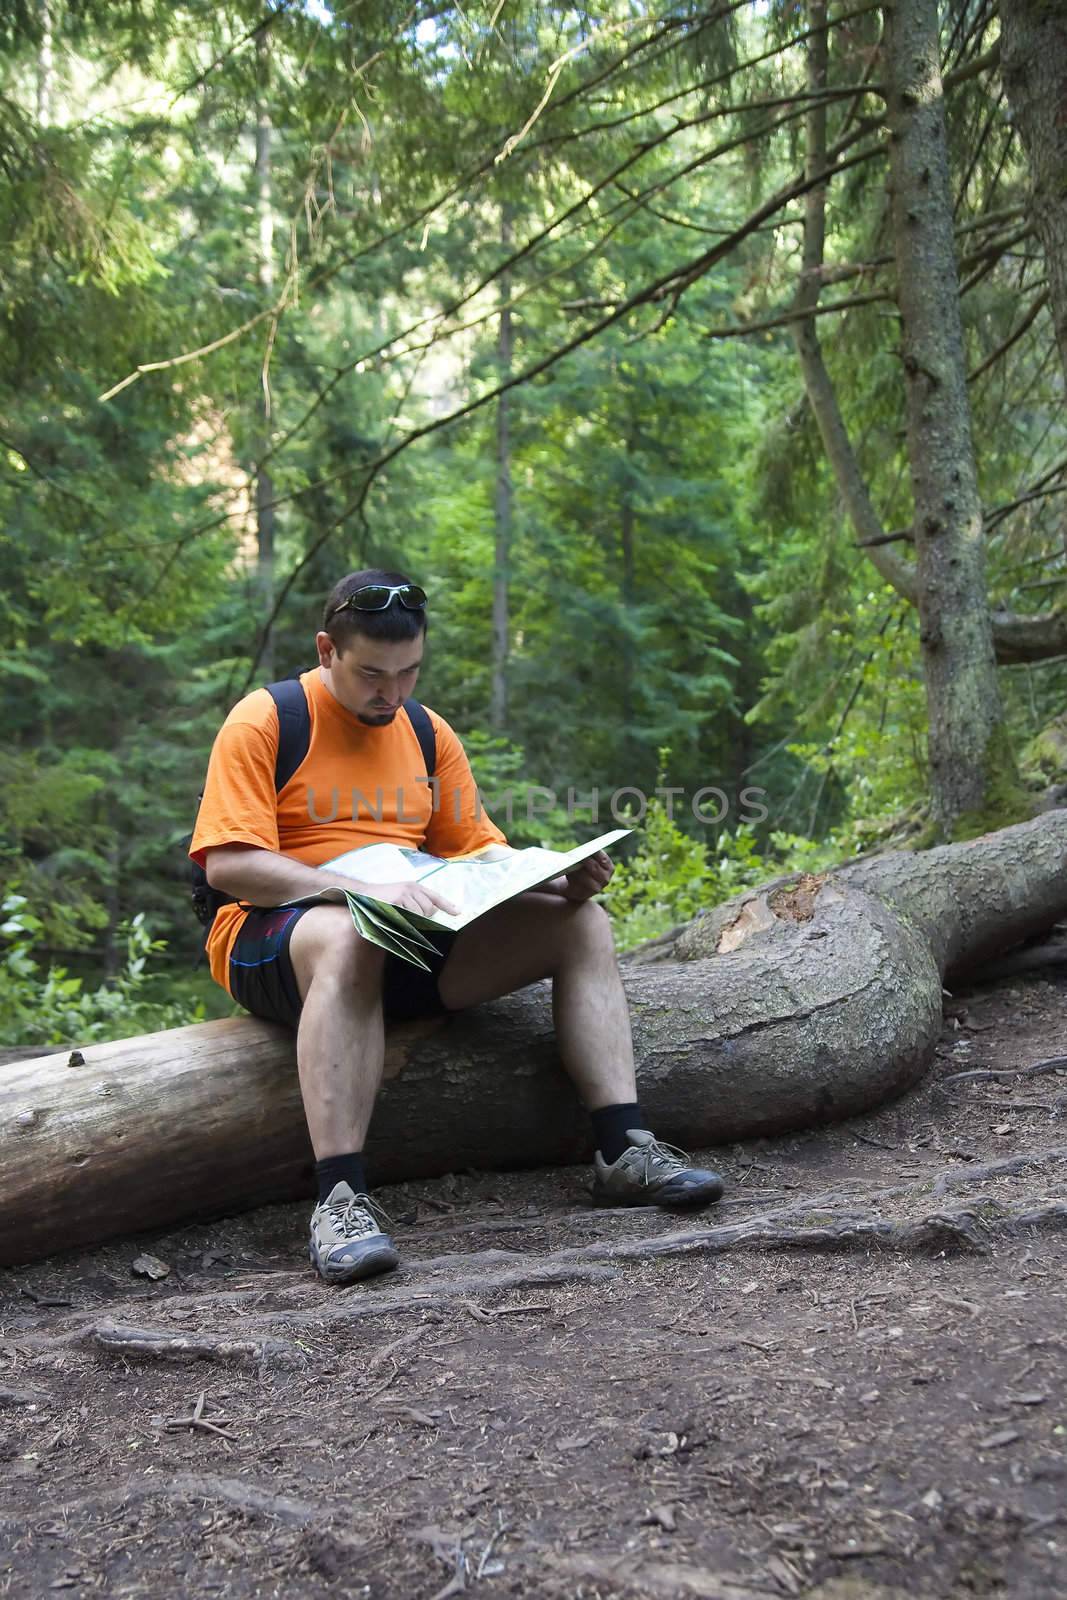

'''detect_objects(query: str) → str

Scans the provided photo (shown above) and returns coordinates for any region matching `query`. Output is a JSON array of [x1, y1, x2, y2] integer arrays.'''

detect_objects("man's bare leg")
[[438, 891, 723, 1206], [438, 891, 636, 1109], [286, 904, 401, 1285], [288, 903, 387, 1158]]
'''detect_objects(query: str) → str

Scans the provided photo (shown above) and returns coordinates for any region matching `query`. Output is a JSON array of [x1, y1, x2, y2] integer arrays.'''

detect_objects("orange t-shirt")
[[189, 669, 507, 993]]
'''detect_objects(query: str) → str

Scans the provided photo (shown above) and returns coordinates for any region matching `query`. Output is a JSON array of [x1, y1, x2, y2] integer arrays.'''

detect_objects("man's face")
[[316, 629, 424, 726]]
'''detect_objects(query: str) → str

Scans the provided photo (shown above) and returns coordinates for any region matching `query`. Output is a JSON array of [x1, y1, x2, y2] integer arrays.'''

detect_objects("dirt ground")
[[3, 964, 1067, 1600]]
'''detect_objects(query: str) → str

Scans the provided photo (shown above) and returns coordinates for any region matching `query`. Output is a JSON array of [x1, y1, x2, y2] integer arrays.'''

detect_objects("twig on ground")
[[970, 1099, 1054, 1112], [365, 1325, 426, 1373], [164, 1390, 236, 1441], [476, 1520, 509, 1578], [428, 1548, 467, 1600], [459, 1299, 550, 1323], [943, 1058, 1067, 1086], [361, 1364, 404, 1402], [18, 1287, 73, 1308]]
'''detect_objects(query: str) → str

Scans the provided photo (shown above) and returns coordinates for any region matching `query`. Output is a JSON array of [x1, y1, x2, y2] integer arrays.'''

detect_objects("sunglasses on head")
[[327, 583, 428, 621]]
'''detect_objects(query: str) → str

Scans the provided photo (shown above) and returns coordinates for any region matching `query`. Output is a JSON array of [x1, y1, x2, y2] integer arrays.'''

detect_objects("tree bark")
[[880, 0, 1010, 834], [2, 810, 1066, 1266], [998, 0, 1067, 394], [796, 0, 1017, 831]]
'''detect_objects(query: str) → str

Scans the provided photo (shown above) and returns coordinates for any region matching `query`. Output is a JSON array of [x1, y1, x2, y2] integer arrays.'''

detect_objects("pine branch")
[[249, 103, 883, 488], [172, 1, 297, 102], [790, 2, 917, 601], [705, 289, 891, 340], [968, 289, 1049, 385], [238, 128, 888, 689]]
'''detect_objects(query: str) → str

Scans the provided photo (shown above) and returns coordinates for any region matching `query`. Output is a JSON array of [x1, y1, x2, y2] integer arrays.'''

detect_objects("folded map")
[[284, 827, 631, 969]]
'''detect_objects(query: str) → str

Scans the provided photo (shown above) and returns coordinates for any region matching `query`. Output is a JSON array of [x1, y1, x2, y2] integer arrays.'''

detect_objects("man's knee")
[[290, 906, 386, 998], [560, 897, 616, 954]]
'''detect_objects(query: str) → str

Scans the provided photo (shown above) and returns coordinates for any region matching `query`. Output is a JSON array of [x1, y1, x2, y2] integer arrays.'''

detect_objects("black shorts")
[[226, 905, 459, 1030]]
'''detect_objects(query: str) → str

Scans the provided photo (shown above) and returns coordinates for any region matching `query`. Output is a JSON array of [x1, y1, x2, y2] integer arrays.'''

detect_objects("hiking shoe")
[[309, 1182, 400, 1285], [592, 1129, 725, 1210]]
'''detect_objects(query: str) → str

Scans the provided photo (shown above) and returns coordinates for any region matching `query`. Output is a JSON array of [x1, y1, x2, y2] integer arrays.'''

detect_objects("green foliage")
[[1020, 711, 1067, 788], [605, 753, 839, 952], [607, 793, 717, 952], [461, 729, 578, 849], [0, 894, 204, 1046], [0, 0, 1061, 1035]]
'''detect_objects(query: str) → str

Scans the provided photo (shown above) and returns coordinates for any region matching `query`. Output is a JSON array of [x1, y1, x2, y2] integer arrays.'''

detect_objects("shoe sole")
[[310, 1243, 401, 1285]]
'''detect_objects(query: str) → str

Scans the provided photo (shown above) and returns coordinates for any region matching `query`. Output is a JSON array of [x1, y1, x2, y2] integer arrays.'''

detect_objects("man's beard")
[[358, 708, 398, 726]]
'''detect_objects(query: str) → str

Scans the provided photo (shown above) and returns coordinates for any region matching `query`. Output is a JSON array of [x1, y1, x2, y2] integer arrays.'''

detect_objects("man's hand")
[[537, 850, 614, 903], [361, 880, 460, 919]]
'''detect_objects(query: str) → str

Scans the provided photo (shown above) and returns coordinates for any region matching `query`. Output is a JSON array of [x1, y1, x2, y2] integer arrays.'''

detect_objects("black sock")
[[315, 1152, 368, 1203], [590, 1103, 649, 1165]]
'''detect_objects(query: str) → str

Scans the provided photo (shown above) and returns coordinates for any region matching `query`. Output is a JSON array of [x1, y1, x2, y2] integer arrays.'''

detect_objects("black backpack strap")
[[266, 677, 312, 791], [403, 698, 437, 778]]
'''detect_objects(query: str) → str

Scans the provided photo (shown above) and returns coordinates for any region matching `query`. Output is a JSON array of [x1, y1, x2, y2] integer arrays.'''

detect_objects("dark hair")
[[322, 568, 428, 653]]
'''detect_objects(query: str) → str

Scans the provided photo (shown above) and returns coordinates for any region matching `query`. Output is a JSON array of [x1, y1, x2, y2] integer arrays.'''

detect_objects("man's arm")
[[205, 845, 457, 917]]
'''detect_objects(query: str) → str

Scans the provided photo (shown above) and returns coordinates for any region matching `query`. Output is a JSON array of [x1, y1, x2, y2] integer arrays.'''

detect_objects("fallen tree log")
[[2, 810, 1066, 1265]]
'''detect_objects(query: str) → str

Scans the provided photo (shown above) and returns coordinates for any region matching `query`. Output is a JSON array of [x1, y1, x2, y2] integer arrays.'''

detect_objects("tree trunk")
[[255, 33, 275, 681], [490, 210, 512, 734], [884, 0, 1013, 837], [3, 810, 1066, 1266], [36, 0, 54, 125], [998, 0, 1067, 394], [794, 2, 1067, 673]]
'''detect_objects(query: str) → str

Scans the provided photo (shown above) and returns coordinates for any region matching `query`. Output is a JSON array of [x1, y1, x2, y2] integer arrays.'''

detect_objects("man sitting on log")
[[190, 569, 724, 1285]]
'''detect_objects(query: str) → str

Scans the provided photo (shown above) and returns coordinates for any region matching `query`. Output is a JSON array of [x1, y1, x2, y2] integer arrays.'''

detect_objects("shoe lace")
[[324, 1191, 392, 1240], [637, 1136, 691, 1182]]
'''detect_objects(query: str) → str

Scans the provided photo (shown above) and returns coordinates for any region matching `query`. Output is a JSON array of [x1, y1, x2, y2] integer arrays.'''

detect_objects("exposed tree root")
[[932, 1147, 1067, 1196], [253, 1258, 622, 1331], [85, 1197, 1067, 1359], [962, 938, 1067, 985], [9, 1158, 1060, 1374], [0, 1383, 49, 1407], [0, 1472, 358, 1537], [87, 1322, 306, 1370], [506, 1198, 1067, 1266]]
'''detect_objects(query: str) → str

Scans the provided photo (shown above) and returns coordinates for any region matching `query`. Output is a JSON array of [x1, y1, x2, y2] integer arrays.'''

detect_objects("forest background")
[[1, 0, 1064, 1046]]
